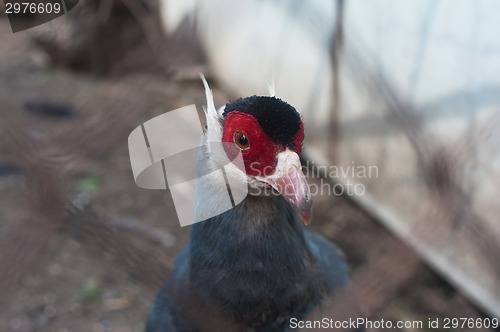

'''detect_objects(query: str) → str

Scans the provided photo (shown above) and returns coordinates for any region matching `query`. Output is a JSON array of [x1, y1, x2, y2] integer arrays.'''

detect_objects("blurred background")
[[0, 0, 499, 331]]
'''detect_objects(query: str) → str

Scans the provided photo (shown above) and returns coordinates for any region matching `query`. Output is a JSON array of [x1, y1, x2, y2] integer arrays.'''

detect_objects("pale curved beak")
[[258, 149, 313, 225]]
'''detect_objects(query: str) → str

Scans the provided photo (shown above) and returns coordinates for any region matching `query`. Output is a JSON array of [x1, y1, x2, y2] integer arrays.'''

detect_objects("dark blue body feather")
[[145, 194, 348, 332]]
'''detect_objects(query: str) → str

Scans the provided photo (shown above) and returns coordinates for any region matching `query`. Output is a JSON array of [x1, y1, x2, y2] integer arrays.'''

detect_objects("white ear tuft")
[[201, 74, 222, 144], [267, 69, 276, 97]]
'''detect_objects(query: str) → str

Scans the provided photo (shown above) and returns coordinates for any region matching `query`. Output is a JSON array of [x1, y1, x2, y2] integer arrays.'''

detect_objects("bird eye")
[[234, 131, 250, 150]]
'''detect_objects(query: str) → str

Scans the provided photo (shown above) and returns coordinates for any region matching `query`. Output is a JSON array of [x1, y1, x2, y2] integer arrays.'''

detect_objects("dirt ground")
[[0, 4, 496, 332]]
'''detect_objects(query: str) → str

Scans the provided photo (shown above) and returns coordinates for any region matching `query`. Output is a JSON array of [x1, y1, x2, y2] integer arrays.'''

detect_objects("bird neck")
[[188, 194, 319, 326]]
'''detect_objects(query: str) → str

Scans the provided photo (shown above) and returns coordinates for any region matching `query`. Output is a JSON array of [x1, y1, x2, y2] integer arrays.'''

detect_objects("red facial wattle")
[[292, 121, 304, 155], [222, 111, 276, 176], [221, 111, 304, 177]]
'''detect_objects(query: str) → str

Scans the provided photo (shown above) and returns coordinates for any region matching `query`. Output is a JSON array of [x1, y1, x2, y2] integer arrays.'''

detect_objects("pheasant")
[[145, 80, 349, 331]]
